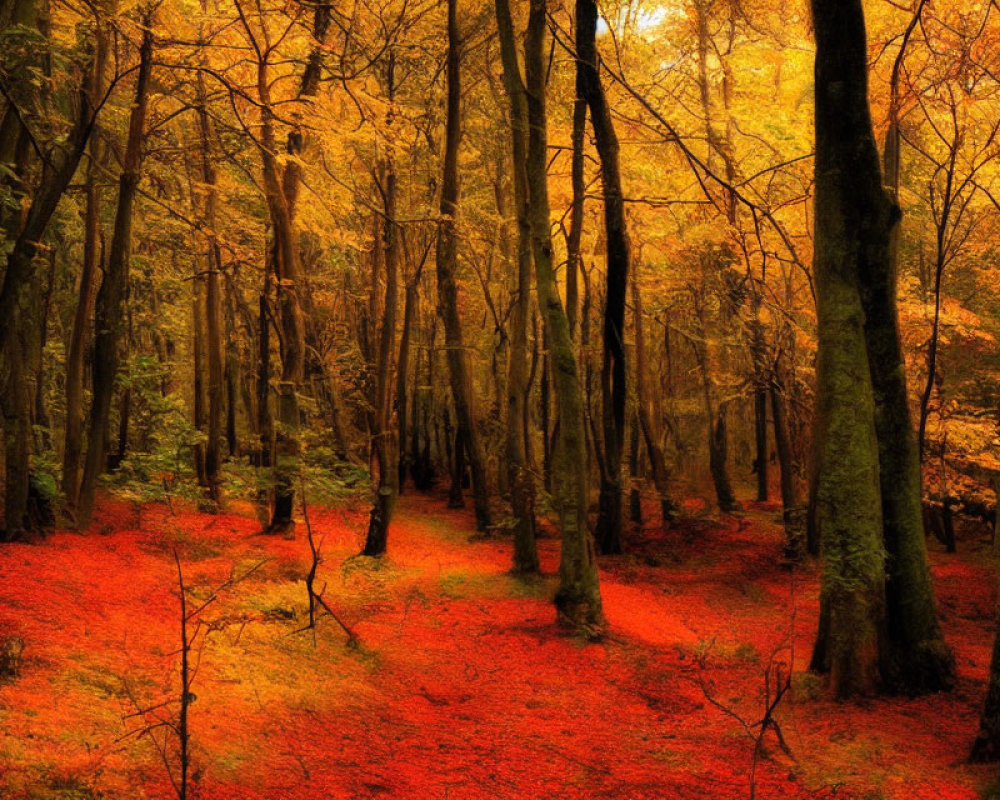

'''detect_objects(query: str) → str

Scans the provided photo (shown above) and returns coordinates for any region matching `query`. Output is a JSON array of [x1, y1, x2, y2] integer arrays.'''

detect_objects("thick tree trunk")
[[527, 0, 602, 631], [868, 75, 955, 694], [495, 0, 539, 575], [77, 19, 153, 526], [577, 0, 628, 556], [436, 0, 492, 532], [809, 0, 890, 698]]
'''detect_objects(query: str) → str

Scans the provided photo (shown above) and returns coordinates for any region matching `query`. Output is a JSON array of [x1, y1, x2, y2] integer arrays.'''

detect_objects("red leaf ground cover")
[[0, 493, 995, 799]]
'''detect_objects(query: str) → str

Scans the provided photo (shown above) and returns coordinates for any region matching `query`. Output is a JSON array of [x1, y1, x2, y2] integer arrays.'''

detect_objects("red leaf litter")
[[0, 493, 995, 799]]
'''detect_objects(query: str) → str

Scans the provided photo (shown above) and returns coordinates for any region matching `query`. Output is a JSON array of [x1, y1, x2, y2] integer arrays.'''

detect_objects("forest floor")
[[0, 491, 996, 800]]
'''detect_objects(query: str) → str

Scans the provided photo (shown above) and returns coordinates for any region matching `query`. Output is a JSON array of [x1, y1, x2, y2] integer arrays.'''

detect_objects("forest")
[[2, 0, 1000, 796]]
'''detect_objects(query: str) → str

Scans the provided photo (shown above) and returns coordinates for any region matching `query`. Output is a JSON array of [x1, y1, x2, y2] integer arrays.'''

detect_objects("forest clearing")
[[0, 490, 995, 799]]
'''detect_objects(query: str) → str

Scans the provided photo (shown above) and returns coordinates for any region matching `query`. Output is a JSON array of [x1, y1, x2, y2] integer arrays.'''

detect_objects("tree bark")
[[809, 0, 890, 698], [870, 49, 954, 690], [527, 0, 602, 631], [77, 17, 154, 526], [632, 267, 675, 527], [363, 54, 401, 556], [436, 0, 492, 532], [1, 9, 101, 536], [197, 72, 224, 506], [255, 32, 306, 535], [62, 133, 105, 509], [495, 0, 539, 574], [577, 0, 629, 556]]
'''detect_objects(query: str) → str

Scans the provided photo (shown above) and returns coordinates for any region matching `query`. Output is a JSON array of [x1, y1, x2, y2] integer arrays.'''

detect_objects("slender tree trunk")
[[363, 54, 401, 556], [397, 279, 416, 490], [753, 324, 769, 503], [628, 411, 642, 525], [527, 0, 602, 631], [771, 359, 804, 559], [436, 0, 492, 532], [495, 0, 539, 574], [566, 96, 586, 342], [256, 287, 273, 520], [77, 18, 154, 526], [256, 44, 306, 536], [632, 268, 675, 526], [577, 0, 628, 556], [192, 255, 208, 486], [197, 73, 224, 506], [225, 291, 239, 456], [62, 132, 105, 509]]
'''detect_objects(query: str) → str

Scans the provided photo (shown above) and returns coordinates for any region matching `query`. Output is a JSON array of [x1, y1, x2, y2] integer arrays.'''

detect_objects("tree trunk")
[[436, 0, 492, 532], [62, 134, 105, 509], [363, 56, 401, 556], [77, 18, 154, 526], [753, 337, 769, 503], [397, 279, 416, 490], [809, 0, 890, 698], [257, 43, 306, 536], [632, 268, 675, 527], [527, 0, 602, 631], [192, 253, 208, 487], [870, 77, 955, 693], [578, 0, 629, 556], [771, 360, 804, 560], [1, 11, 101, 536], [197, 72, 224, 506], [225, 291, 239, 457], [496, 0, 539, 574]]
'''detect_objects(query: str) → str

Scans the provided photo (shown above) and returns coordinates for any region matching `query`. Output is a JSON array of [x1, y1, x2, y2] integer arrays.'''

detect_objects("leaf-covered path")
[[0, 495, 993, 799]]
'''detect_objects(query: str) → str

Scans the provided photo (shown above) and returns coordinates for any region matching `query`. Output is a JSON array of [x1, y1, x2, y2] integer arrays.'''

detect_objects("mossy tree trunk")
[[526, 0, 602, 632], [809, 0, 894, 698], [809, 0, 954, 698], [866, 28, 954, 693]]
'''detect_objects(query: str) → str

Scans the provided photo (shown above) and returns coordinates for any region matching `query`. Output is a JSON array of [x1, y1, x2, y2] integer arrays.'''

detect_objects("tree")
[[809, 0, 952, 697], [435, 0, 492, 533], [0, 1, 104, 536], [495, 0, 538, 574], [577, 0, 629, 556], [77, 8, 155, 527], [526, 0, 602, 631]]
